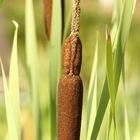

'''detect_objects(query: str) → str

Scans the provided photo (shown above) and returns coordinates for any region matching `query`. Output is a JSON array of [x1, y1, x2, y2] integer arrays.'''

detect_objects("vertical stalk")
[[46, 0, 62, 139], [58, 0, 83, 139], [25, 0, 41, 139], [44, 0, 52, 39]]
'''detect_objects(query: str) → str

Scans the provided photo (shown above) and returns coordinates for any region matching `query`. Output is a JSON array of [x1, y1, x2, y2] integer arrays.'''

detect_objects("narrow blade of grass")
[[111, 0, 123, 45], [1, 62, 18, 140], [61, 0, 64, 38], [87, 32, 98, 140], [25, 0, 41, 139], [1, 21, 20, 140], [114, 0, 137, 94], [50, 0, 62, 91], [106, 29, 115, 116], [9, 21, 21, 139], [63, 0, 72, 41], [25, 0, 38, 68], [122, 60, 130, 140], [50, 0, 62, 139], [124, 105, 130, 140], [106, 29, 117, 139], [91, 0, 137, 139], [114, 0, 137, 96], [90, 79, 109, 140], [106, 104, 112, 140]]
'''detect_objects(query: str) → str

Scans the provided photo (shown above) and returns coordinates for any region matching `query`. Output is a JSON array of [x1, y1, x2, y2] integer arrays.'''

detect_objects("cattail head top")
[[71, 0, 81, 42]]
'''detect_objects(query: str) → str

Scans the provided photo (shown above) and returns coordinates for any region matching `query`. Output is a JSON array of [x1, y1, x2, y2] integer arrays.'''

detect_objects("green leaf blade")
[[25, 0, 41, 139], [1, 21, 20, 140], [90, 1, 137, 139], [106, 30, 115, 113], [87, 32, 98, 140], [49, 0, 62, 139], [1, 62, 19, 140], [8, 21, 21, 139], [90, 79, 109, 140]]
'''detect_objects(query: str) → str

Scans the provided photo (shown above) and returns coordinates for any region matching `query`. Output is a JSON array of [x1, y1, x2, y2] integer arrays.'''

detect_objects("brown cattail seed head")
[[62, 36, 82, 75], [58, 35, 83, 140], [58, 0, 82, 139], [44, 0, 52, 39], [58, 75, 83, 140]]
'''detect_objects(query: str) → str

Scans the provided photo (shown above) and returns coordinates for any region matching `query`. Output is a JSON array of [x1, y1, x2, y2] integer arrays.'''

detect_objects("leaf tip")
[[106, 26, 111, 42], [12, 20, 19, 29]]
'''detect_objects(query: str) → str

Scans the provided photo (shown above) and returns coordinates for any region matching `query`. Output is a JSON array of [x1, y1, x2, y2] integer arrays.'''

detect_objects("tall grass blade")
[[87, 32, 98, 140], [106, 30, 115, 116], [25, 0, 41, 139], [90, 79, 109, 140], [63, 3, 72, 41], [114, 0, 137, 95], [1, 21, 20, 140], [50, 0, 62, 139], [106, 29, 117, 139], [91, 0, 137, 139], [1, 62, 18, 140], [122, 61, 130, 140], [61, 0, 64, 38], [63, 10, 72, 41], [124, 103, 130, 140], [106, 104, 112, 140], [111, 0, 123, 44], [9, 21, 21, 139]]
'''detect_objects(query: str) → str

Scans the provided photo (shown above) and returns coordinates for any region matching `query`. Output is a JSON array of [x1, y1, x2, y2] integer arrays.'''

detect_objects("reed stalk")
[[58, 0, 83, 139], [44, 0, 52, 39]]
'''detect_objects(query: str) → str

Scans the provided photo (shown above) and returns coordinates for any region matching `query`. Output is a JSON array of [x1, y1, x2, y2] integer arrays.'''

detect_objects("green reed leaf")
[[114, 0, 137, 94], [1, 21, 20, 140], [25, 0, 41, 139], [122, 60, 130, 140], [111, 0, 123, 45], [9, 21, 20, 139], [91, 0, 137, 139], [63, 0, 72, 41], [50, 0, 62, 139], [1, 62, 18, 140], [87, 32, 98, 140], [90, 79, 109, 140], [106, 30, 115, 116]]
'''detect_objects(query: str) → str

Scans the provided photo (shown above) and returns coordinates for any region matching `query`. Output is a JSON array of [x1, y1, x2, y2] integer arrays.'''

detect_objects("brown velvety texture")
[[62, 36, 82, 75], [44, 0, 52, 39], [58, 75, 83, 140]]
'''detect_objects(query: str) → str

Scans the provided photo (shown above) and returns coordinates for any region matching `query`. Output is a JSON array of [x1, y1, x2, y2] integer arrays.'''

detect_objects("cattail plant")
[[58, 0, 83, 139], [44, 0, 52, 39]]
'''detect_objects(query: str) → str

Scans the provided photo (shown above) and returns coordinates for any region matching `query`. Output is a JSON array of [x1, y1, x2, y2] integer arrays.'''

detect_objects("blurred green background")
[[0, 0, 140, 139]]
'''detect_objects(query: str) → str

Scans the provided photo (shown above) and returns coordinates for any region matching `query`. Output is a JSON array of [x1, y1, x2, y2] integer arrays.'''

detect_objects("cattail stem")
[[71, 0, 80, 38]]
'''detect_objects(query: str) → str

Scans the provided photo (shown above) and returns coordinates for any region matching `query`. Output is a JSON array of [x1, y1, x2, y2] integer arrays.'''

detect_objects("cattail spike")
[[62, 36, 82, 76], [58, 75, 83, 140], [44, 0, 52, 39], [58, 36, 83, 140], [58, 0, 83, 139]]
